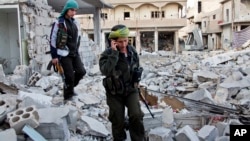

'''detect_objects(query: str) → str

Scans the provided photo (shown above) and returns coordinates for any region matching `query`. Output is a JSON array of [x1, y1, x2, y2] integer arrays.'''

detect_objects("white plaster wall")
[[236, 0, 250, 21], [222, 26, 232, 49], [137, 4, 158, 20], [208, 34, 217, 50], [114, 5, 134, 21], [223, 1, 232, 22], [202, 0, 221, 13], [163, 4, 179, 19]]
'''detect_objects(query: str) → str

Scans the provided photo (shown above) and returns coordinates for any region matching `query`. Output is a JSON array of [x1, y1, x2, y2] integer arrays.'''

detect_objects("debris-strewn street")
[[1, 41, 250, 140]]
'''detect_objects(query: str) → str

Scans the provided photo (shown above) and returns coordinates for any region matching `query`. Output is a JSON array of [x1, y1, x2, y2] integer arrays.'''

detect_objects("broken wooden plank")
[[0, 82, 18, 95]]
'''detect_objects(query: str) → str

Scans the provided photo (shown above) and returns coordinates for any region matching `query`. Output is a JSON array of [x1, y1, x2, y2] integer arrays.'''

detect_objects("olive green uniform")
[[99, 45, 145, 141]]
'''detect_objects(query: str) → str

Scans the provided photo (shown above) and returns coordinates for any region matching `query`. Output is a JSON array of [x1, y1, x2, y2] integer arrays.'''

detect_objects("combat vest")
[[103, 46, 142, 95]]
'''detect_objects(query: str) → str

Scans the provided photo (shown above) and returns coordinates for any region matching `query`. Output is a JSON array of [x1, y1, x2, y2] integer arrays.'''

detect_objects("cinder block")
[[27, 72, 42, 86], [7, 106, 39, 134]]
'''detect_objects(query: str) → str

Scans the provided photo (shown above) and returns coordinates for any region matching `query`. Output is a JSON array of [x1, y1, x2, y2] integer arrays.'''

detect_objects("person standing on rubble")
[[99, 24, 145, 141], [49, 0, 86, 100]]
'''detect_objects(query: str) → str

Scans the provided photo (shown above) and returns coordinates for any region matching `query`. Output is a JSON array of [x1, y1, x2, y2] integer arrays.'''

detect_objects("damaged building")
[[0, 0, 111, 79], [184, 0, 250, 51], [1, 0, 250, 141], [79, 0, 187, 53]]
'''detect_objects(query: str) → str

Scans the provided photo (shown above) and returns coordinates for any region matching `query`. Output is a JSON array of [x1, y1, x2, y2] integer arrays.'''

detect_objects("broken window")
[[124, 12, 130, 20], [158, 32, 174, 51], [198, 1, 202, 13], [213, 15, 216, 19], [140, 32, 154, 52], [161, 11, 165, 18], [151, 11, 164, 18], [226, 9, 229, 22], [101, 13, 108, 19]]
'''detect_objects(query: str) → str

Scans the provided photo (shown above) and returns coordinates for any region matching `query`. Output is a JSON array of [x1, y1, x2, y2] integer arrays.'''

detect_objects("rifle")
[[138, 86, 154, 118], [47, 60, 67, 89]]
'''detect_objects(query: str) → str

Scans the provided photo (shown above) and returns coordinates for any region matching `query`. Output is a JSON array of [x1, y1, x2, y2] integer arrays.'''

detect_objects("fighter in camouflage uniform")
[[99, 24, 145, 141]]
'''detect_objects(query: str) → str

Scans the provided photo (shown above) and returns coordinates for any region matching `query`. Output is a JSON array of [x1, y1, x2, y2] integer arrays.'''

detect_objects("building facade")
[[185, 0, 250, 50], [79, 0, 187, 53], [185, 0, 223, 50], [219, 0, 250, 49]]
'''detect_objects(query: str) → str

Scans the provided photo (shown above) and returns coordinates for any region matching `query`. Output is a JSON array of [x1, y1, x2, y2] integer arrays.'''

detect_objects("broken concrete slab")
[[148, 127, 173, 141], [184, 89, 214, 104], [37, 107, 70, 140], [215, 122, 228, 136], [18, 90, 53, 107], [197, 125, 219, 141], [0, 128, 17, 141], [162, 106, 174, 127], [35, 75, 61, 90], [175, 125, 200, 141], [22, 125, 47, 141], [215, 136, 229, 141], [142, 107, 163, 131], [80, 115, 110, 137]]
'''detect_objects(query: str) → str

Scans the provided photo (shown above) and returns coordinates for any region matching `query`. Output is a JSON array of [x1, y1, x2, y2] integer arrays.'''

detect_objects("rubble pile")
[[0, 46, 250, 140]]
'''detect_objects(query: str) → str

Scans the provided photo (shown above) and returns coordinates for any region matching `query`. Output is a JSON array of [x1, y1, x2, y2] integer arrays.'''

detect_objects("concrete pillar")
[[154, 28, 158, 52], [175, 31, 179, 53], [93, 8, 101, 48], [136, 30, 141, 54], [101, 31, 106, 51]]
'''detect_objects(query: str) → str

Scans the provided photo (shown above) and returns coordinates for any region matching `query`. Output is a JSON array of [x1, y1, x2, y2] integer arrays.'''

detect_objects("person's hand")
[[111, 40, 117, 51], [52, 58, 58, 65]]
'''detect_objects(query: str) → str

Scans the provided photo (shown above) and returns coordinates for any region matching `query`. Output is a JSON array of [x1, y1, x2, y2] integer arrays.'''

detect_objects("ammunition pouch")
[[103, 76, 124, 95], [56, 24, 68, 49], [132, 67, 143, 83]]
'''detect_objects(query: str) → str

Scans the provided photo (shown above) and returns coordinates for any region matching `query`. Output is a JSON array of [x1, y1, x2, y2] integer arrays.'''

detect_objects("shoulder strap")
[[58, 18, 66, 30]]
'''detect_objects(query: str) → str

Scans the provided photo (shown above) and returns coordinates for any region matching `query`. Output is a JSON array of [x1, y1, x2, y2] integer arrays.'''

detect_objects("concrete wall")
[[202, 0, 221, 13], [163, 3, 180, 19], [222, 1, 232, 23], [222, 25, 232, 49], [235, 0, 250, 21]]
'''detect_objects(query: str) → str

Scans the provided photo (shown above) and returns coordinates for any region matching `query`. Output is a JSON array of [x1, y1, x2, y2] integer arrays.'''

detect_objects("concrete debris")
[[0, 128, 17, 141], [79, 116, 110, 137], [22, 125, 47, 141], [197, 125, 219, 141], [175, 125, 200, 141], [148, 127, 173, 141], [0, 82, 18, 95], [7, 106, 39, 134], [1, 40, 250, 140], [3, 0, 249, 140]]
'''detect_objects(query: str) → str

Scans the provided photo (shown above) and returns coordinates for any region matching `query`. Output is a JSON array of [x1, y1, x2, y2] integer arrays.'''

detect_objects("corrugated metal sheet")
[[233, 26, 250, 48]]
